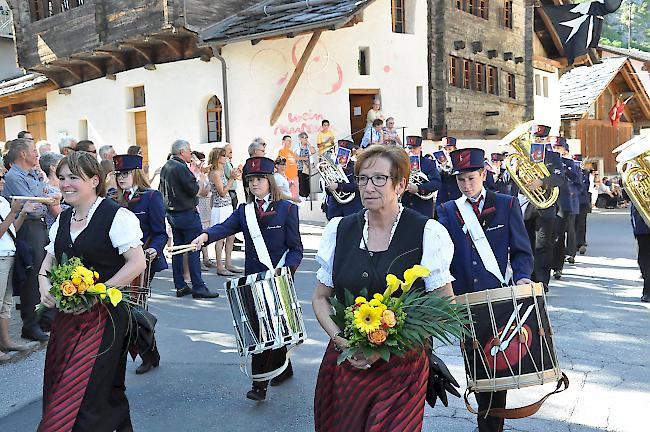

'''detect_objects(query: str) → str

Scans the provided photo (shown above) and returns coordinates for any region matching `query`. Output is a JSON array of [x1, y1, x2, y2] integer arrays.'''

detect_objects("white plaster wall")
[[4, 114, 25, 139], [533, 68, 561, 135], [43, 0, 429, 170]]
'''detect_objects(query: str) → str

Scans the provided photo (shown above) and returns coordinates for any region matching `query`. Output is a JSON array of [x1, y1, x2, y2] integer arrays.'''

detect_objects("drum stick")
[[165, 246, 197, 256], [166, 244, 196, 251], [11, 196, 53, 203]]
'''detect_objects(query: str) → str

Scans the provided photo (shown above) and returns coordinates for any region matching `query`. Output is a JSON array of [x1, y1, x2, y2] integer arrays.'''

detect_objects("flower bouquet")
[[330, 265, 468, 365], [37, 255, 124, 314]]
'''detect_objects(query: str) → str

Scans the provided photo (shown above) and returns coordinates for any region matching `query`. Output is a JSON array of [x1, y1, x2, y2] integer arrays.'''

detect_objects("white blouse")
[[316, 206, 455, 292], [45, 197, 144, 256]]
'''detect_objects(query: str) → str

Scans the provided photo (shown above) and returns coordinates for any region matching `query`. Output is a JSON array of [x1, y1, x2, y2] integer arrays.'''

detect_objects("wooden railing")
[[29, 0, 86, 22]]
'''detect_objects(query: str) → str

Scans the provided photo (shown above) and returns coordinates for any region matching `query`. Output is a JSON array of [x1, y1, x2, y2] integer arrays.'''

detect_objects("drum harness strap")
[[455, 197, 569, 418], [243, 203, 291, 382]]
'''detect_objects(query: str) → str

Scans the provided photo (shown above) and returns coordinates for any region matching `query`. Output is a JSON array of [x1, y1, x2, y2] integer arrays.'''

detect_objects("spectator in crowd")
[[207, 147, 242, 276], [17, 131, 33, 141], [159, 139, 218, 299], [128, 145, 143, 156], [223, 143, 244, 248], [365, 98, 384, 127], [277, 135, 298, 198], [360, 118, 385, 149], [39, 152, 66, 229], [296, 132, 316, 200], [383, 117, 403, 147], [57, 136, 77, 156], [248, 137, 266, 157], [37, 141, 52, 156], [595, 176, 618, 209], [3, 138, 59, 341], [75, 140, 97, 155], [316, 119, 336, 151], [190, 151, 213, 268], [274, 156, 300, 203], [98, 144, 116, 161]]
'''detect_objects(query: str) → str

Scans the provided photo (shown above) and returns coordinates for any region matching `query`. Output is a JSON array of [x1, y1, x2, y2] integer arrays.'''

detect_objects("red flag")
[[609, 96, 633, 128]]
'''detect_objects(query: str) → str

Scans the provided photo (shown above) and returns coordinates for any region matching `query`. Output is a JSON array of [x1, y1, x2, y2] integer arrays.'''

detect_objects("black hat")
[[550, 136, 569, 151], [573, 154, 584, 162], [274, 156, 287, 165], [113, 154, 143, 173], [531, 124, 551, 138], [406, 136, 422, 148], [338, 139, 354, 150], [243, 157, 275, 177], [442, 136, 457, 148], [450, 148, 486, 175], [491, 153, 506, 162]]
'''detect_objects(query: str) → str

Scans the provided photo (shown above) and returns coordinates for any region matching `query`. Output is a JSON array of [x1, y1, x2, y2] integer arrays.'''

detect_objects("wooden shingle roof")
[[200, 0, 375, 45]]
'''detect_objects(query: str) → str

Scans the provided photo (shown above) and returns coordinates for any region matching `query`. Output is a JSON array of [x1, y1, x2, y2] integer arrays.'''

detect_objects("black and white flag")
[[543, 0, 622, 65]]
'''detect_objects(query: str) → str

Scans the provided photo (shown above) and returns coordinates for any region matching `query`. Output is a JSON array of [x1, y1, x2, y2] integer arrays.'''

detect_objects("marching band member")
[[323, 140, 362, 220], [437, 147, 533, 432], [113, 154, 168, 375], [510, 124, 565, 291], [550, 137, 581, 280], [435, 136, 462, 208], [191, 157, 303, 401], [401, 135, 441, 217], [490, 153, 511, 195], [631, 204, 650, 303], [574, 155, 591, 256]]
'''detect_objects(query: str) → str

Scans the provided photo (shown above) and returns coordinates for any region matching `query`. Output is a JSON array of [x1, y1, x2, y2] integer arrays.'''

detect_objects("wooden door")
[[576, 119, 633, 175], [0, 118, 5, 142], [349, 91, 378, 145], [134, 111, 149, 172], [25, 111, 46, 142]]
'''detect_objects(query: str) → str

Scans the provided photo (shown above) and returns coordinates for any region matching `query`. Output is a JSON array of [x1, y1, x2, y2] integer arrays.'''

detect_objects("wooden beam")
[[94, 50, 126, 68], [150, 34, 183, 57], [270, 30, 322, 126], [121, 43, 152, 63], [70, 55, 105, 75], [536, 3, 565, 57]]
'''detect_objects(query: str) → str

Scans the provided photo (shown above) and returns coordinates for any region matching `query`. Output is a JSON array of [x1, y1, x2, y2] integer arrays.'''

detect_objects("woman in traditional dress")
[[312, 145, 455, 431], [192, 156, 303, 401], [114, 154, 168, 375], [38, 151, 146, 432]]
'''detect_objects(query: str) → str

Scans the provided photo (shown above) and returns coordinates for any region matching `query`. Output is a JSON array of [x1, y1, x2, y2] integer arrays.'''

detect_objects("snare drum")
[[457, 283, 563, 393], [225, 266, 307, 356]]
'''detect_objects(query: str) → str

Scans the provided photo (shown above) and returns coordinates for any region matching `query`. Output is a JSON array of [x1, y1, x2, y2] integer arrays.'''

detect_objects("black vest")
[[332, 208, 428, 303], [54, 198, 125, 283]]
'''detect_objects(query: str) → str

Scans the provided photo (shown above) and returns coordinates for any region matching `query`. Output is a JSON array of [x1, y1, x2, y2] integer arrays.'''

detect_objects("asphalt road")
[[0, 210, 648, 432]]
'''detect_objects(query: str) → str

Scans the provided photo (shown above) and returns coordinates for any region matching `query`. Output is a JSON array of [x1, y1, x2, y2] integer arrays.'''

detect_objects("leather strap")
[[464, 372, 570, 419]]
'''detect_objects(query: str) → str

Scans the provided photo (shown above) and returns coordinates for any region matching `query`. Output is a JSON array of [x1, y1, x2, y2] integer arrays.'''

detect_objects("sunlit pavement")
[[0, 209, 647, 432]]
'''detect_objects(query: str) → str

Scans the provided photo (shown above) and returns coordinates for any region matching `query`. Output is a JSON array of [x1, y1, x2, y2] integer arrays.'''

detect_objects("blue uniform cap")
[[450, 148, 486, 175], [531, 124, 551, 138], [243, 157, 275, 177], [573, 154, 584, 162], [338, 139, 354, 150], [550, 136, 569, 151], [406, 136, 422, 148], [442, 136, 457, 148], [113, 154, 143, 173]]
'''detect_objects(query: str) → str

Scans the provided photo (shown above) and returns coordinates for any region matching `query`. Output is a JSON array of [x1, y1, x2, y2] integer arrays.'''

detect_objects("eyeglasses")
[[115, 171, 132, 178], [355, 175, 390, 187]]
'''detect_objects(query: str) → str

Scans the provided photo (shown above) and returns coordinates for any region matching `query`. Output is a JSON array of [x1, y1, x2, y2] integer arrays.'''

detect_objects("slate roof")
[[0, 73, 49, 97], [201, 0, 375, 45], [599, 45, 650, 64], [559, 56, 628, 118]]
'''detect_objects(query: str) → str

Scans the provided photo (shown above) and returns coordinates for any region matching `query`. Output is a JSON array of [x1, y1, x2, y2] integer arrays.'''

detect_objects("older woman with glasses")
[[383, 117, 403, 147], [312, 145, 455, 431], [274, 157, 300, 203]]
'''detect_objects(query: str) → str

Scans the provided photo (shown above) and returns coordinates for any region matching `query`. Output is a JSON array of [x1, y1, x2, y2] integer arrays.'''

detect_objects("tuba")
[[615, 135, 650, 227], [503, 121, 559, 209], [409, 171, 435, 200], [316, 143, 356, 204]]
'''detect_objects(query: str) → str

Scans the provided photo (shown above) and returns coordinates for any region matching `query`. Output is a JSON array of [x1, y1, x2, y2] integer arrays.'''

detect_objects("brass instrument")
[[615, 135, 650, 227], [503, 121, 559, 209], [316, 142, 356, 204], [409, 171, 435, 200]]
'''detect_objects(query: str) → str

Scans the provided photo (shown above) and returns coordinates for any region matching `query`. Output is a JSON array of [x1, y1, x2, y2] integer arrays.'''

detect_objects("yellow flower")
[[369, 298, 382, 307], [355, 296, 367, 304], [77, 282, 88, 295], [107, 288, 123, 307], [93, 271, 99, 279], [368, 329, 387, 345], [402, 265, 431, 293], [100, 293, 106, 300], [87, 283, 106, 294], [384, 274, 403, 298], [381, 309, 397, 328], [353, 303, 382, 334], [83, 276, 94, 285], [61, 281, 77, 297], [71, 276, 81, 286], [373, 293, 384, 302]]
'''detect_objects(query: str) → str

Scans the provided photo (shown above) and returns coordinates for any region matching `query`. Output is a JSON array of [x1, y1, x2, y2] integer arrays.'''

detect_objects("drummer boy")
[[436, 147, 533, 432], [192, 156, 303, 401]]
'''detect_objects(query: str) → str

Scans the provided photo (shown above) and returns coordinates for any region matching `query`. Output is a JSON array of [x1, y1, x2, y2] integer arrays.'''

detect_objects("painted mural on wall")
[[250, 36, 344, 136]]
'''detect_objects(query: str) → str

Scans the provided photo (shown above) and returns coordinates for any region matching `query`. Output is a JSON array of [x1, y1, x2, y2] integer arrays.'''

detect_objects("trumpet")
[[615, 135, 650, 227], [409, 171, 435, 200], [503, 121, 559, 209], [316, 143, 356, 204]]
